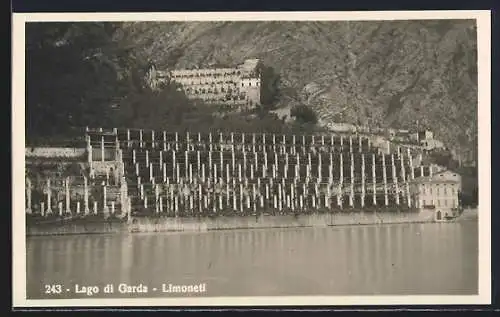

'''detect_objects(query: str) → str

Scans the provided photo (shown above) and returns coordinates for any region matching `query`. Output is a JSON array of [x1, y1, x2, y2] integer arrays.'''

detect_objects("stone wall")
[[25, 147, 86, 159], [26, 210, 439, 236], [129, 210, 437, 233]]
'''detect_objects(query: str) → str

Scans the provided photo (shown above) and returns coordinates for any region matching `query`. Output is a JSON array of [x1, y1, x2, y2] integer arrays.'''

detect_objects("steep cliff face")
[[120, 20, 477, 153]]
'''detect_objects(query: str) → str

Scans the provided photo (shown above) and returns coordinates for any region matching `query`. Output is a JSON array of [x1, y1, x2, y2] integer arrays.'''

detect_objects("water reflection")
[[26, 222, 478, 299]]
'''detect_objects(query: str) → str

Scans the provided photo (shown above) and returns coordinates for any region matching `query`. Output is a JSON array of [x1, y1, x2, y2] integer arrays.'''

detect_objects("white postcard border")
[[12, 10, 491, 307]]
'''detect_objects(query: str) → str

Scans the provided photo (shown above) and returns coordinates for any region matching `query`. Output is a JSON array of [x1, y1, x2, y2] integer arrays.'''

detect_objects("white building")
[[410, 170, 462, 221]]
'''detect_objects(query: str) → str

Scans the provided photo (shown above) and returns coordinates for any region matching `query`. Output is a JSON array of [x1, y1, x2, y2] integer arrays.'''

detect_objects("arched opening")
[[436, 210, 442, 220]]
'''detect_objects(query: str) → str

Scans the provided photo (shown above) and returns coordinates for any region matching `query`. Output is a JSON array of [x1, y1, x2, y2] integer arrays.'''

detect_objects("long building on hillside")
[[145, 59, 262, 109]]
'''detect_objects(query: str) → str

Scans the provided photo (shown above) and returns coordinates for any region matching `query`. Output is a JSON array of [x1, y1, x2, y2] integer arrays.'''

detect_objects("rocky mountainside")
[[119, 20, 478, 155]]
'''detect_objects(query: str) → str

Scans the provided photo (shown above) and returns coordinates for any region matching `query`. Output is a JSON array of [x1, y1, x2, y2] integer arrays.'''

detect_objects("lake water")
[[26, 221, 478, 299]]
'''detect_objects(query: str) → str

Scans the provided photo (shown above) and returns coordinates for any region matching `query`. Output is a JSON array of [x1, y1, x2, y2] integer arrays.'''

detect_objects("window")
[[437, 200, 440, 207], [444, 199, 447, 206], [437, 187, 440, 195], [430, 187, 433, 194], [444, 186, 447, 195]]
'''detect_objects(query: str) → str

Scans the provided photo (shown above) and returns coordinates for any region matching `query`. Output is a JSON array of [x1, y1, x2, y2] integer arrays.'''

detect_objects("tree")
[[290, 105, 318, 124], [26, 22, 143, 143], [258, 64, 280, 108]]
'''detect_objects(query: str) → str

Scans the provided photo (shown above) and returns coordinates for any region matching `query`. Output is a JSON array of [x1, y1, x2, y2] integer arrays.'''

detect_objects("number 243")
[[45, 284, 63, 294]]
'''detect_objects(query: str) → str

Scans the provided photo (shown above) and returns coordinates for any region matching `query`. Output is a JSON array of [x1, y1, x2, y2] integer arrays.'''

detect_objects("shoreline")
[[26, 209, 478, 237]]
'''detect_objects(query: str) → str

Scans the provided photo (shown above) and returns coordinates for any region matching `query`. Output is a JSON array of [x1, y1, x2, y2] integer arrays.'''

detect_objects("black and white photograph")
[[12, 11, 491, 307]]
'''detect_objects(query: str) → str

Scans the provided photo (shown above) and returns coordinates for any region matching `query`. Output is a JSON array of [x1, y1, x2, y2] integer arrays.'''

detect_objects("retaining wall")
[[26, 210, 442, 236]]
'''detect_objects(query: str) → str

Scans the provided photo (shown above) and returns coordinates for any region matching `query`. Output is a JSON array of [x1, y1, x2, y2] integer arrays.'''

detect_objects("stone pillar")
[[401, 151, 406, 183], [127, 129, 131, 148], [151, 130, 155, 149], [84, 176, 89, 215], [41, 202, 45, 217], [372, 154, 377, 205], [26, 177, 32, 214], [76, 201, 81, 215], [350, 152, 354, 188], [101, 136, 105, 162], [359, 136, 363, 153], [219, 151, 223, 174], [231, 150, 235, 174], [174, 132, 179, 151], [232, 186, 237, 211], [382, 154, 388, 206], [155, 184, 159, 213], [329, 153, 333, 183], [392, 154, 399, 205], [325, 185, 330, 208], [349, 135, 353, 153], [239, 184, 244, 213], [184, 150, 189, 179], [278, 183, 283, 211], [93, 201, 98, 215], [317, 153, 322, 183], [103, 184, 109, 215], [196, 151, 201, 175], [189, 164, 193, 184], [201, 163, 206, 183], [349, 183, 354, 207], [340, 153, 344, 185], [174, 195, 179, 215], [406, 182, 411, 207], [65, 177, 71, 214], [243, 151, 247, 177], [46, 178, 52, 215], [144, 195, 148, 209], [163, 131, 167, 151], [409, 148, 415, 179], [361, 154, 365, 207], [58, 201, 63, 217], [220, 163, 226, 183]]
